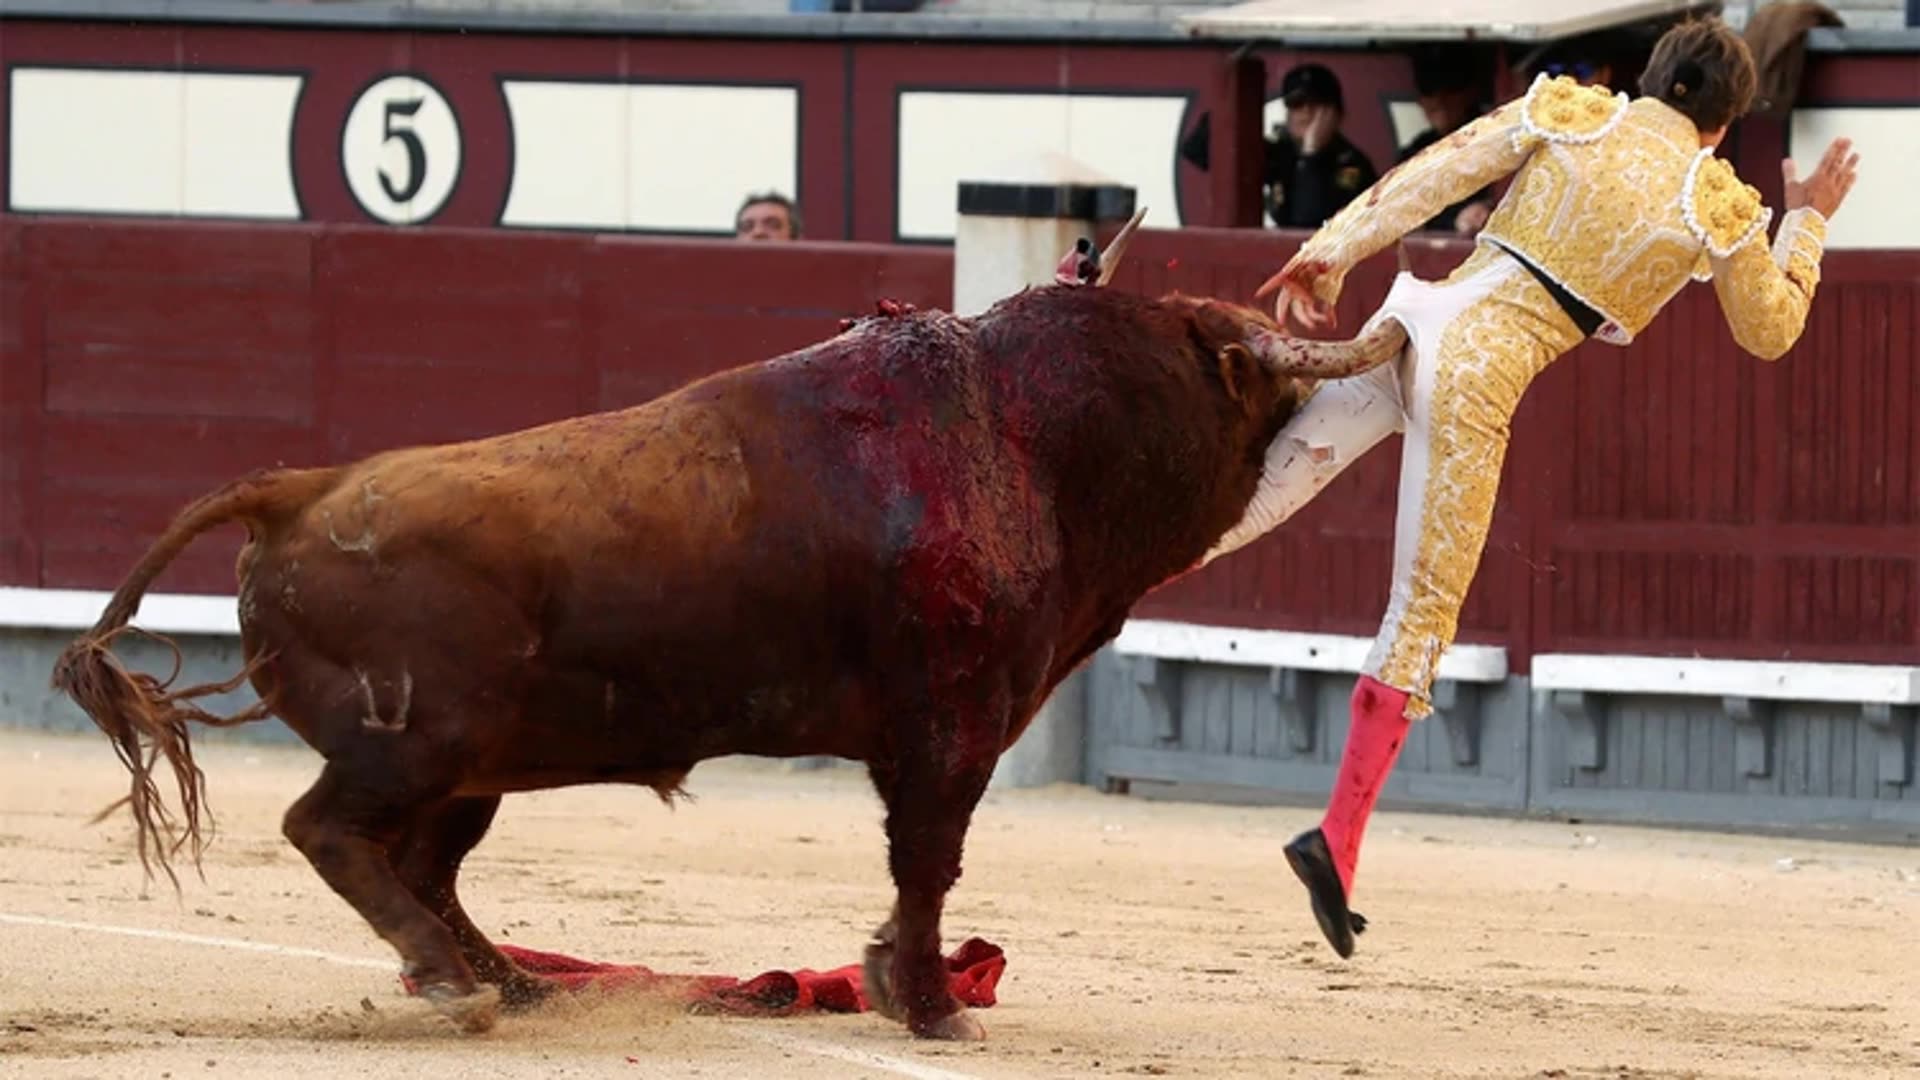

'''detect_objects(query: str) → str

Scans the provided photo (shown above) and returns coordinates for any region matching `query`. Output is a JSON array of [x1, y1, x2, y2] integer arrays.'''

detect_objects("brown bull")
[[51, 226, 1404, 1040]]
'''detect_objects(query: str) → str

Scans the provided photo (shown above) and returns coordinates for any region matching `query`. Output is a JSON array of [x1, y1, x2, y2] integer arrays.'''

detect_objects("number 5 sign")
[[341, 74, 462, 224]]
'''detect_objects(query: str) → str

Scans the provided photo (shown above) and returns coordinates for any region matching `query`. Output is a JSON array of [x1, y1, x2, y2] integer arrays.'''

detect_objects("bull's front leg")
[[868, 729, 1000, 1040]]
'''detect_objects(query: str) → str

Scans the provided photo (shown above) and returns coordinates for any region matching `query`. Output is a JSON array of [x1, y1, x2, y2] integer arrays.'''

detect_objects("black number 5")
[[379, 98, 426, 203]]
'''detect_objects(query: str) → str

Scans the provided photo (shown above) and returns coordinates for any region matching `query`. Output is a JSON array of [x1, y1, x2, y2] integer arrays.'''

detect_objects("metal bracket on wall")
[[1431, 680, 1480, 768], [1861, 702, 1916, 787], [1269, 667, 1316, 754], [1132, 655, 1183, 744], [1552, 689, 1606, 772], [1723, 696, 1775, 779]]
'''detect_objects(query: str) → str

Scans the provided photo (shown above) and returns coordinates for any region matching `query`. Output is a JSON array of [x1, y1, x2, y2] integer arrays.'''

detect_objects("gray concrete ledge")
[[2, 626, 299, 746], [0, 1, 1188, 43]]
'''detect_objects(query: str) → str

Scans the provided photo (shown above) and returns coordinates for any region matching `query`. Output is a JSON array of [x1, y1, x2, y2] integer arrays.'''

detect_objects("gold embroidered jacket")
[[1289, 73, 1828, 357]]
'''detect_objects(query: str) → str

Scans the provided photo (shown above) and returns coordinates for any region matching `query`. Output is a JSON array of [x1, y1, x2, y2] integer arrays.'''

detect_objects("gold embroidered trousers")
[[1208, 245, 1586, 719]]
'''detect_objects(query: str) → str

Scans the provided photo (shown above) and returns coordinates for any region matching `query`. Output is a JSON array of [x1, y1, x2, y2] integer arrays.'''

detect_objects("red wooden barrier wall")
[[2, 216, 1914, 672], [0, 217, 950, 596]]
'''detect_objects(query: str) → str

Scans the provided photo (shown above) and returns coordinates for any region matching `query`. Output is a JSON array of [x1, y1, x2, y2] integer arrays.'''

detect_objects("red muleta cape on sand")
[[401, 939, 1006, 1018]]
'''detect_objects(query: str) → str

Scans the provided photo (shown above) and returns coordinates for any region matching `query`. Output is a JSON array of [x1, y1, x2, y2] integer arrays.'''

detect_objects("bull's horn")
[[1245, 318, 1408, 379], [1093, 206, 1148, 287]]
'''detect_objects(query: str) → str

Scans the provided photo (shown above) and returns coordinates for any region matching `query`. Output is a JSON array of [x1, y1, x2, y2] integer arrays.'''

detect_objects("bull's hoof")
[[862, 941, 901, 1020], [911, 1007, 986, 1042], [495, 973, 562, 1013], [420, 982, 501, 1034]]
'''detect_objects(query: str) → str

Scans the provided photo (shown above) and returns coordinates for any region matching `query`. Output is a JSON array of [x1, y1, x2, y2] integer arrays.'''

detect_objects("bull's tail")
[[49, 466, 340, 890]]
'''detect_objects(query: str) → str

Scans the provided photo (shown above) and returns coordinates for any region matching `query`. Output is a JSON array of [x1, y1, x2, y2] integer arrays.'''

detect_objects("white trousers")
[[1205, 246, 1582, 717]]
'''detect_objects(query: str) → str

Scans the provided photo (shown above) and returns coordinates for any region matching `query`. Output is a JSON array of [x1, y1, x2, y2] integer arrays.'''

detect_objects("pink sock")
[[1318, 675, 1412, 895]]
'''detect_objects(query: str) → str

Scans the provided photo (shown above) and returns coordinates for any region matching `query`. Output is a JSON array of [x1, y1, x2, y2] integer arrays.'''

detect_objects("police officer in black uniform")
[[1264, 63, 1379, 230]]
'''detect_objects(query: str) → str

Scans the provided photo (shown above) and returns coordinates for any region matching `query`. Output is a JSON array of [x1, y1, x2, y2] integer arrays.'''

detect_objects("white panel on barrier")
[[1789, 108, 1920, 251], [499, 81, 798, 233], [1113, 618, 1509, 682], [499, 81, 633, 230], [627, 85, 798, 233], [10, 68, 301, 219], [1531, 653, 1920, 705], [897, 92, 1187, 242], [0, 588, 240, 636], [10, 69, 183, 215], [184, 73, 305, 218], [1387, 100, 1428, 149]]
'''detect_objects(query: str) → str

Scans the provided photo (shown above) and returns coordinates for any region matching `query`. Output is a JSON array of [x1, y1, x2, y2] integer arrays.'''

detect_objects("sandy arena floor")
[[1, 729, 1916, 1079]]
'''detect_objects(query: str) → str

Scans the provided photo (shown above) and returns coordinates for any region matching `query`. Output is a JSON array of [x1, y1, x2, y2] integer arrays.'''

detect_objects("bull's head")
[[1168, 293, 1407, 420], [1056, 210, 1404, 385]]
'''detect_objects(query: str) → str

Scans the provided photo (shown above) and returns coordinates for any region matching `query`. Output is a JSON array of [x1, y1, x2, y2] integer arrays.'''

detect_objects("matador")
[[1203, 18, 1862, 957]]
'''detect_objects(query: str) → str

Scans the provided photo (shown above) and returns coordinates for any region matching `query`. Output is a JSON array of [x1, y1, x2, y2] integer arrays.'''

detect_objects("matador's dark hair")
[[1638, 16, 1759, 132]]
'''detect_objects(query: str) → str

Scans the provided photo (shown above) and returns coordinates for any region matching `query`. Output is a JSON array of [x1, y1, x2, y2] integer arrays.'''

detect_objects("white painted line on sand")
[[736, 1028, 986, 1080], [0, 910, 988, 1080], [0, 911, 393, 970]]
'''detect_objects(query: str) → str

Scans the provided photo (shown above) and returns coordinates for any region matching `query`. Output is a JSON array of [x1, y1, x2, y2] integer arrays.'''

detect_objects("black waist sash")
[[1502, 245, 1604, 338]]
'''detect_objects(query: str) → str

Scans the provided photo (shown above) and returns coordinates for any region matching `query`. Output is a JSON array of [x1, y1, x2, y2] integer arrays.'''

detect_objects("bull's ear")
[[1216, 342, 1259, 404]]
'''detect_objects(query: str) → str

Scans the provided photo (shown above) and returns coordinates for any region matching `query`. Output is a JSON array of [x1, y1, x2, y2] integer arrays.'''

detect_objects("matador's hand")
[[1254, 253, 1337, 334], [1784, 137, 1859, 220]]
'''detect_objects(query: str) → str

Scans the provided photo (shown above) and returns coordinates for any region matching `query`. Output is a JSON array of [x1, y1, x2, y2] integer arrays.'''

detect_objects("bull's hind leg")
[[282, 763, 498, 1032], [869, 739, 999, 1040], [391, 796, 558, 1011], [861, 899, 901, 1020]]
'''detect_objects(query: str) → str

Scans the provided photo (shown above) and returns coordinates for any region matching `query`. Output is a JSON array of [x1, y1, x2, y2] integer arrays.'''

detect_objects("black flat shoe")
[[1284, 827, 1368, 959]]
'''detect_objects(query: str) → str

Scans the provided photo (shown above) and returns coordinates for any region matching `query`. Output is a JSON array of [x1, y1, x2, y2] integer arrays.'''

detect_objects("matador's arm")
[[1275, 74, 1626, 310], [1708, 206, 1828, 361], [1684, 152, 1829, 361]]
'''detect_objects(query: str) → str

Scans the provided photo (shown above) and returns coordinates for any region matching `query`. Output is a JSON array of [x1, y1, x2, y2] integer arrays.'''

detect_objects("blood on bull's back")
[[293, 307, 1060, 767]]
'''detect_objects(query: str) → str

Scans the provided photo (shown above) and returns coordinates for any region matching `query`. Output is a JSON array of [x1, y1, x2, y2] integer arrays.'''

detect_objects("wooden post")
[[1433, 680, 1482, 768], [963, 160, 1135, 789], [1724, 696, 1776, 779], [952, 157, 1135, 317], [1270, 666, 1317, 753], [1863, 703, 1916, 787], [1210, 53, 1268, 229], [1554, 690, 1607, 772]]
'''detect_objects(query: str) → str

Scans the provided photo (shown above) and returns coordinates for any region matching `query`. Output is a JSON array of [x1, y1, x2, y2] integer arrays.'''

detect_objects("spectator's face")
[[1285, 101, 1337, 141], [736, 201, 795, 241], [1417, 87, 1478, 135]]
